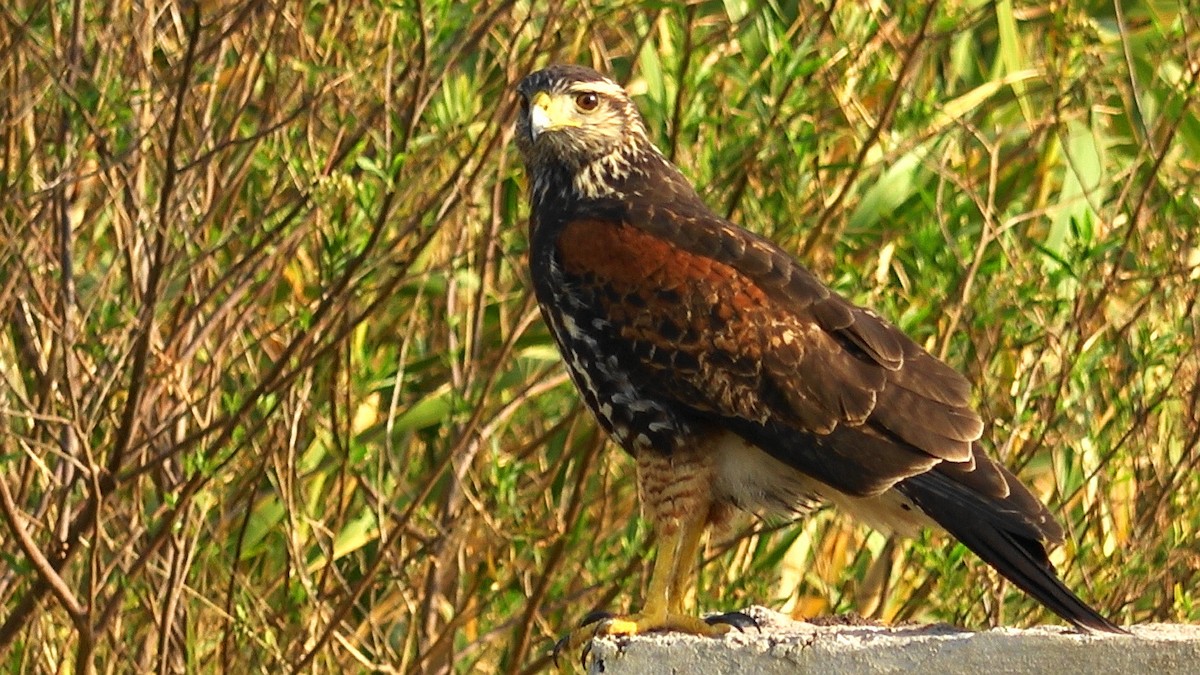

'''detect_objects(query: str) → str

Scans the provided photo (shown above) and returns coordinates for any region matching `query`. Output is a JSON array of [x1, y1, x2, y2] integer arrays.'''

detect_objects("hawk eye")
[[574, 92, 600, 112]]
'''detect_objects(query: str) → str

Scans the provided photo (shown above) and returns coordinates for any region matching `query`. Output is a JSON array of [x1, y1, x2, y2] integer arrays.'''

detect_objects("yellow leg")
[[602, 519, 718, 635], [556, 512, 727, 663], [616, 524, 675, 626], [554, 452, 736, 667], [667, 512, 707, 615]]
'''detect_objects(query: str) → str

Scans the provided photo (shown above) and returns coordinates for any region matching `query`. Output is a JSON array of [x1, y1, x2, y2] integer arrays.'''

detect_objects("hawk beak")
[[528, 91, 553, 141], [527, 91, 581, 141]]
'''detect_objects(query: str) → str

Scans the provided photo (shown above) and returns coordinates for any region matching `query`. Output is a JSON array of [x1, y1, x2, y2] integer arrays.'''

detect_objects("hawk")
[[513, 64, 1122, 650]]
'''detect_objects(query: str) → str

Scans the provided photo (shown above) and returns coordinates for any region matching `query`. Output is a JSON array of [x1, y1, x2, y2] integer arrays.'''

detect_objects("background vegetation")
[[2, 0, 1197, 672]]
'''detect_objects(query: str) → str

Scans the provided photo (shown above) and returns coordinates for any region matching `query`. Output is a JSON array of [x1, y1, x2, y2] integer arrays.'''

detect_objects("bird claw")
[[552, 611, 614, 670], [704, 610, 760, 632], [551, 609, 737, 670], [578, 609, 615, 628]]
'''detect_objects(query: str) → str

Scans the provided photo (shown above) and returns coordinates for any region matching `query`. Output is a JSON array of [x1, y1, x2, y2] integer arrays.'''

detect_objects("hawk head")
[[515, 65, 657, 201]]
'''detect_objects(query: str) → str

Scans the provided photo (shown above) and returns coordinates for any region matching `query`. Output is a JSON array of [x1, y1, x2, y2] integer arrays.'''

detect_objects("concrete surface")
[[585, 606, 1200, 674]]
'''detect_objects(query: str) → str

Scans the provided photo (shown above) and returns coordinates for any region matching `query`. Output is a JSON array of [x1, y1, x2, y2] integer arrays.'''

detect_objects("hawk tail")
[[897, 472, 1126, 634]]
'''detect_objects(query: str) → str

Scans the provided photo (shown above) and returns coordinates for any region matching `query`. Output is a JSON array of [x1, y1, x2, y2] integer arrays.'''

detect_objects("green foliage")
[[1, 1, 1197, 673]]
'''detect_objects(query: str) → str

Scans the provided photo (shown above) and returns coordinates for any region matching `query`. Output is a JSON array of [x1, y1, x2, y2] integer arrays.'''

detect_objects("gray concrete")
[[586, 606, 1200, 674]]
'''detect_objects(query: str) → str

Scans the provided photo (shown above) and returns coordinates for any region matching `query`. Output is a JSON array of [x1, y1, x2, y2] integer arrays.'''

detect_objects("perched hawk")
[[513, 64, 1122, 649]]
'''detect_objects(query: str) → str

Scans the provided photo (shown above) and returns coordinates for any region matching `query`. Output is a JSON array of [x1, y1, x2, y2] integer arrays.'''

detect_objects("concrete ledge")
[[587, 607, 1200, 674]]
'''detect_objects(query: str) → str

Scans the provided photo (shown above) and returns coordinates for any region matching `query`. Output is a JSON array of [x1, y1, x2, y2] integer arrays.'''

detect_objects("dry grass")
[[1, 1, 1197, 673]]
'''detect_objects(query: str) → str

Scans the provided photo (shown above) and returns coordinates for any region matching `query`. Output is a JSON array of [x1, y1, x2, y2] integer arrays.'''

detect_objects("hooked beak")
[[528, 91, 552, 141], [526, 91, 579, 141]]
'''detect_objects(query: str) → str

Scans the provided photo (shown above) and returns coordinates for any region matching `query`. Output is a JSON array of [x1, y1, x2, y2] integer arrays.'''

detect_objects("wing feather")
[[556, 211, 983, 496]]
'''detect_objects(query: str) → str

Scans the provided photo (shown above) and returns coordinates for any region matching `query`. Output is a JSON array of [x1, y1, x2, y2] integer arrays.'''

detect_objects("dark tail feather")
[[898, 472, 1126, 634]]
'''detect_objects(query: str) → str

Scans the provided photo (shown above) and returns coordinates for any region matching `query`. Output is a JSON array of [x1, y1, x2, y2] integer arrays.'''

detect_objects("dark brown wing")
[[555, 208, 984, 495], [553, 207, 1129, 632]]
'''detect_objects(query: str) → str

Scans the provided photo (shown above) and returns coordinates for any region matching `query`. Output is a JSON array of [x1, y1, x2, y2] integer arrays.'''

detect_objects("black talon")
[[578, 612, 614, 669], [579, 609, 614, 627], [552, 611, 616, 669], [704, 610, 760, 632], [579, 639, 592, 670], [551, 635, 569, 669]]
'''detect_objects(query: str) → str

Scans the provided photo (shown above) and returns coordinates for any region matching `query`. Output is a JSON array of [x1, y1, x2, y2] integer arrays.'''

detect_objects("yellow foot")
[[599, 611, 730, 637], [553, 610, 755, 669]]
